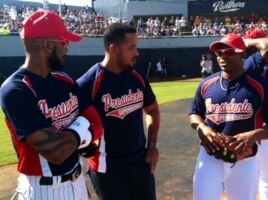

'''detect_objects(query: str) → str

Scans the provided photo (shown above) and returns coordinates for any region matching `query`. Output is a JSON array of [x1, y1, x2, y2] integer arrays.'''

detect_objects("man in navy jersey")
[[0, 10, 103, 200], [189, 33, 268, 200], [243, 29, 268, 200], [77, 22, 160, 200]]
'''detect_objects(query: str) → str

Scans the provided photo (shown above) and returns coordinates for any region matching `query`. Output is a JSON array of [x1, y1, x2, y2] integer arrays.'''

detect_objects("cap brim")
[[210, 41, 229, 52], [210, 41, 243, 52], [61, 31, 82, 42]]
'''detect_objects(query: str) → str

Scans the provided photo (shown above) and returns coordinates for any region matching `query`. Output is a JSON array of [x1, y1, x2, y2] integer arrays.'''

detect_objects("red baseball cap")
[[244, 28, 266, 39], [210, 33, 246, 52], [20, 9, 82, 42]]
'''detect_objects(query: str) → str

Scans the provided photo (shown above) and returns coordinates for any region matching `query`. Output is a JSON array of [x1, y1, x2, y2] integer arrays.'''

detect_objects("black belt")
[[39, 164, 81, 185]]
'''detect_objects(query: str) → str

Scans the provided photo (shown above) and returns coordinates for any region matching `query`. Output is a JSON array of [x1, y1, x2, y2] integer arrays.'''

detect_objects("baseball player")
[[243, 28, 268, 200], [77, 22, 160, 200], [189, 33, 268, 200], [0, 10, 103, 200]]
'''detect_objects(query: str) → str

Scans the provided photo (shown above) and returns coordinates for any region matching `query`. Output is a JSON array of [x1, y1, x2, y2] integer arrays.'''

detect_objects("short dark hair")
[[103, 22, 136, 51]]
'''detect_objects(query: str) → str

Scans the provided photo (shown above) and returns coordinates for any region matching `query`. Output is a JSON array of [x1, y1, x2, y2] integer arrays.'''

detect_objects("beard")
[[49, 46, 65, 71]]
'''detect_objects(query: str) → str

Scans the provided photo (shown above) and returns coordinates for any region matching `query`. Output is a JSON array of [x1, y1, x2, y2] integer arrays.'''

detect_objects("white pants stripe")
[[11, 172, 88, 200], [193, 147, 258, 200]]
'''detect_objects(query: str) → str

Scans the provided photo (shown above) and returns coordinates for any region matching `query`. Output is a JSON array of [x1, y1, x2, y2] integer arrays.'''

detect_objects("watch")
[[148, 141, 159, 148]]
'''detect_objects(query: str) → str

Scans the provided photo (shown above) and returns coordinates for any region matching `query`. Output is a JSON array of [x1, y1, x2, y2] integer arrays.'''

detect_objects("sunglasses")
[[215, 48, 237, 57], [47, 39, 69, 48]]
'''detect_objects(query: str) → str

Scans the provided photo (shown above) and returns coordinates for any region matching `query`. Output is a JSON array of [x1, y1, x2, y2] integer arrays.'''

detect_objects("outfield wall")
[[0, 35, 221, 79]]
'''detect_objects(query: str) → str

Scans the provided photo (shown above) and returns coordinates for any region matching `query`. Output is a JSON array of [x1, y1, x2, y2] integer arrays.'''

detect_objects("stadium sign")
[[213, 0, 245, 12]]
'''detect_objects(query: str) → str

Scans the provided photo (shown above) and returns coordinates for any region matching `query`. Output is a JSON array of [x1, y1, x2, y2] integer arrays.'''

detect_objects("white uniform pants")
[[11, 172, 89, 200], [258, 140, 268, 200], [193, 147, 258, 200]]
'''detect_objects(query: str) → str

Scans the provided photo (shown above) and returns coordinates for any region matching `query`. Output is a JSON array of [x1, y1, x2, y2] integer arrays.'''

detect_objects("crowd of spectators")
[[0, 3, 268, 38]]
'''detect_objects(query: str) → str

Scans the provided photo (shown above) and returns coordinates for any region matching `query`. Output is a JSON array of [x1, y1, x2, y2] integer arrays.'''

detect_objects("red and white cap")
[[210, 33, 246, 52], [244, 28, 266, 39], [20, 9, 82, 42]]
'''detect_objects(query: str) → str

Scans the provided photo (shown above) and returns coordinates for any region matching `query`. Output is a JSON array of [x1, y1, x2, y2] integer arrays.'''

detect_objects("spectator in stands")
[[192, 25, 200, 37], [178, 16, 186, 34], [224, 15, 231, 26], [161, 16, 168, 27], [249, 12, 257, 24], [168, 16, 175, 26], [194, 16, 201, 26], [188, 15, 194, 29]]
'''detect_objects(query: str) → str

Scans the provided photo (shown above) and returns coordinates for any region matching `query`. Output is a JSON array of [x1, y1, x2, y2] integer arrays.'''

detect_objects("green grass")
[[0, 79, 200, 167], [151, 79, 199, 104], [0, 110, 18, 167]]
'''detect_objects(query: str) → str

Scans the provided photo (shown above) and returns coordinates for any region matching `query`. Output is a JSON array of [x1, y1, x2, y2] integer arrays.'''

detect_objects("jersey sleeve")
[[0, 85, 50, 141], [189, 82, 206, 117], [244, 51, 267, 75], [143, 79, 156, 107], [261, 80, 268, 123], [76, 67, 95, 112]]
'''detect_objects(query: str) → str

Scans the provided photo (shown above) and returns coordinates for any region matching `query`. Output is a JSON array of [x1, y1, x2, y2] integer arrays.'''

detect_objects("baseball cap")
[[244, 28, 266, 39], [20, 9, 82, 42], [210, 33, 246, 52]]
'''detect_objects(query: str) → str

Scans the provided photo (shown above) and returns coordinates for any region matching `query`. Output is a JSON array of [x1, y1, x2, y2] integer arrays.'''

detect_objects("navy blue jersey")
[[77, 63, 156, 173], [189, 71, 268, 136], [244, 51, 267, 75], [0, 67, 89, 176]]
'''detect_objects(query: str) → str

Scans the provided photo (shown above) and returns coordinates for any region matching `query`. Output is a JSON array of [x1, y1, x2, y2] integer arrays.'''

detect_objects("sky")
[[17, 0, 92, 7]]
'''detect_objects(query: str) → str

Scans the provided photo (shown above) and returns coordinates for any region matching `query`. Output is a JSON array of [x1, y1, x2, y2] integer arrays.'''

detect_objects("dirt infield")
[[0, 99, 200, 200]]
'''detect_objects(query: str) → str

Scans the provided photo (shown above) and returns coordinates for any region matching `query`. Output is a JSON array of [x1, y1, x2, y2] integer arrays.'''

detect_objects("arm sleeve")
[[244, 51, 267, 75], [143, 77, 156, 107], [261, 80, 268, 124], [0, 87, 50, 140], [76, 71, 95, 112], [189, 83, 206, 117]]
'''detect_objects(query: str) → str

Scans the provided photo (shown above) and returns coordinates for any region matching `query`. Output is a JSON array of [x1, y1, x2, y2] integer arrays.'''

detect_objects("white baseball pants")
[[10, 172, 89, 200], [258, 140, 268, 200], [193, 147, 258, 200]]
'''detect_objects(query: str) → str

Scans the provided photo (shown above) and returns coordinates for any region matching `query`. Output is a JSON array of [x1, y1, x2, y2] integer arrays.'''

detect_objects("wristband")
[[67, 116, 92, 149]]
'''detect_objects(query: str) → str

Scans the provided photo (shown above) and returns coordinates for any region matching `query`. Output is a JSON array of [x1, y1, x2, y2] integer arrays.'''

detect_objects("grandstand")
[[0, 0, 268, 79]]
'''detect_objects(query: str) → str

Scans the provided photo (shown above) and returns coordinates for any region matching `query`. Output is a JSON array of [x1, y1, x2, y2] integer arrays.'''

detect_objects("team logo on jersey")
[[102, 89, 144, 119], [38, 93, 79, 131], [205, 98, 253, 125]]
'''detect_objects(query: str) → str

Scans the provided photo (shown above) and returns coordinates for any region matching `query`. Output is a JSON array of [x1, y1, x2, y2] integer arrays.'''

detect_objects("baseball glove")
[[211, 134, 257, 164], [79, 139, 100, 158]]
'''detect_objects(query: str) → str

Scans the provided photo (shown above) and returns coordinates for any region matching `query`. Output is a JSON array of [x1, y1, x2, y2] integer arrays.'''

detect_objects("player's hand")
[[226, 131, 256, 154], [197, 124, 221, 154], [146, 147, 159, 173]]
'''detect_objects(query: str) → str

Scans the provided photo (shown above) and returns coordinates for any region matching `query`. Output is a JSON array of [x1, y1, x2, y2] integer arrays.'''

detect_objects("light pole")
[[58, 0, 62, 17], [118, 0, 121, 21]]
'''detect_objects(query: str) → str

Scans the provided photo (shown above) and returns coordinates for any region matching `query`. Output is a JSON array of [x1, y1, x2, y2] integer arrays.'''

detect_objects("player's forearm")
[[146, 114, 160, 142], [26, 128, 79, 165], [252, 125, 268, 141], [145, 102, 160, 142], [244, 38, 268, 50], [81, 105, 103, 141], [189, 114, 205, 130]]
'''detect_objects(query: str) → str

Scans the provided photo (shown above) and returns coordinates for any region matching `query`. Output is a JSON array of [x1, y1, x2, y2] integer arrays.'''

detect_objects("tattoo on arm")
[[31, 129, 76, 156]]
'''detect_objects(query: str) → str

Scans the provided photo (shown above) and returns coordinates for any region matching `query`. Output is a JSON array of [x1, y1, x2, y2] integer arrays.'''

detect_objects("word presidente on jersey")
[[38, 93, 79, 130], [102, 89, 144, 119], [205, 98, 253, 125]]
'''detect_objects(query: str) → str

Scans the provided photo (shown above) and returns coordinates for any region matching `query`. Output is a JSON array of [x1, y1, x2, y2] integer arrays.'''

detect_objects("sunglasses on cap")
[[47, 38, 69, 48], [215, 48, 241, 57]]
